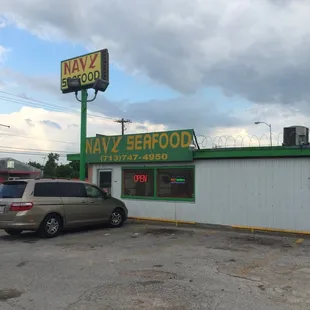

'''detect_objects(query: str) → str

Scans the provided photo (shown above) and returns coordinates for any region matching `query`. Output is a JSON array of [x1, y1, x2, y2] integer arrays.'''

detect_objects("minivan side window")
[[60, 182, 87, 198], [85, 184, 104, 198], [34, 182, 61, 197]]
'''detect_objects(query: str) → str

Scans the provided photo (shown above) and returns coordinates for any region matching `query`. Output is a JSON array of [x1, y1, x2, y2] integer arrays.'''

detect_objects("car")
[[0, 178, 128, 238]]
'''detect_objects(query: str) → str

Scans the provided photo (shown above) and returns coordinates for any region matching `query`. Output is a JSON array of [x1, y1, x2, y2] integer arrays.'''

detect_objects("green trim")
[[67, 154, 80, 161], [193, 146, 310, 160], [121, 165, 195, 202], [122, 166, 155, 170], [121, 195, 155, 200], [121, 195, 195, 202], [193, 166, 196, 200], [154, 167, 157, 199], [157, 165, 195, 169], [122, 165, 195, 170], [68, 146, 310, 162]]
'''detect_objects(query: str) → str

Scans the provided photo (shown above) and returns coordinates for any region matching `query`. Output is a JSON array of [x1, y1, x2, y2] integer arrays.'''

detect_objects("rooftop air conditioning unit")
[[283, 126, 309, 146]]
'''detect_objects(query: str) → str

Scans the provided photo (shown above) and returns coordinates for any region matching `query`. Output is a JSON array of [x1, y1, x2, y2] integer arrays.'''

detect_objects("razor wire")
[[195, 131, 301, 149]]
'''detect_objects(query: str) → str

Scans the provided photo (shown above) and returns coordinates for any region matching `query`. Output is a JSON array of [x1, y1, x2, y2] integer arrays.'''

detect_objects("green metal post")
[[80, 89, 87, 180]]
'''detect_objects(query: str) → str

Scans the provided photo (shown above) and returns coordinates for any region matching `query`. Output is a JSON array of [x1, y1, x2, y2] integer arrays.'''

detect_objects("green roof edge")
[[67, 146, 310, 162], [193, 146, 310, 159]]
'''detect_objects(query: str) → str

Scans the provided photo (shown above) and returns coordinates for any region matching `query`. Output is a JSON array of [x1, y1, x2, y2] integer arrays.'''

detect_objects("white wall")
[[91, 158, 310, 231]]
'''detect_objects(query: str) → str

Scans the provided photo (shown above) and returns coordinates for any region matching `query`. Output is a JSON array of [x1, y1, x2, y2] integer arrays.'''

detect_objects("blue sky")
[[1, 26, 180, 106], [1, 25, 253, 116]]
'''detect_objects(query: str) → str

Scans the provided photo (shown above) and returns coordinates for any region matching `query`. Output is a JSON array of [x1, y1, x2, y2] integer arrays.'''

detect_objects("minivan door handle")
[[81, 199, 95, 204]]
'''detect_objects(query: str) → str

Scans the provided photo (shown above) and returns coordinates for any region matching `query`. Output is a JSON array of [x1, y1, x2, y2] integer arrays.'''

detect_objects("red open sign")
[[133, 174, 148, 183]]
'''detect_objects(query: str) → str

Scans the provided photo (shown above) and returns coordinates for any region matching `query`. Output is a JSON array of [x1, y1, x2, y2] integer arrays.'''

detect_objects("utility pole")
[[114, 118, 131, 135]]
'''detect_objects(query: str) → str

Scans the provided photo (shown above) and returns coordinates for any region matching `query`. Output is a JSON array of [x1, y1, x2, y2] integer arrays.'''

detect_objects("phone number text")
[[100, 153, 168, 162]]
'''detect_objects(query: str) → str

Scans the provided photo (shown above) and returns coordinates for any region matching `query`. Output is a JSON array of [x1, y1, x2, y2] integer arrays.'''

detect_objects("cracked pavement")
[[0, 223, 310, 309]]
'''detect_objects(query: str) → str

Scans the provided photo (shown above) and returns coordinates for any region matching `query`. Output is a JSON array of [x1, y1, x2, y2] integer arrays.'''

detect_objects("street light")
[[0, 124, 10, 128], [255, 121, 272, 147], [93, 78, 109, 92], [67, 77, 82, 91], [67, 78, 109, 98]]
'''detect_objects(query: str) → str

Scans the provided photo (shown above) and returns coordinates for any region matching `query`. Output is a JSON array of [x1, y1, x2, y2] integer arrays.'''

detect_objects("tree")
[[28, 153, 82, 179], [68, 161, 81, 179], [56, 164, 75, 179], [43, 153, 59, 178], [28, 161, 43, 170]]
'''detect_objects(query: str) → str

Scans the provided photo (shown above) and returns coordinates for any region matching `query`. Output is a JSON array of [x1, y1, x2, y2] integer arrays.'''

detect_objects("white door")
[[97, 169, 113, 196]]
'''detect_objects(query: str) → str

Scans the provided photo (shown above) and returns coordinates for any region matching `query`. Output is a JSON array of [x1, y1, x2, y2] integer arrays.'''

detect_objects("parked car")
[[0, 179, 128, 238]]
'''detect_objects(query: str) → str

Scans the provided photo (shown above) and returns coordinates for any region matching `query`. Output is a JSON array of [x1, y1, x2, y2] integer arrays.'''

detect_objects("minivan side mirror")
[[102, 192, 111, 199]]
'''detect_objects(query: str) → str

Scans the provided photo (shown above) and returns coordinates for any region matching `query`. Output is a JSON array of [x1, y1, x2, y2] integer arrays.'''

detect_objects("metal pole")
[[114, 118, 131, 135], [269, 125, 272, 147], [80, 89, 87, 180], [121, 118, 125, 136]]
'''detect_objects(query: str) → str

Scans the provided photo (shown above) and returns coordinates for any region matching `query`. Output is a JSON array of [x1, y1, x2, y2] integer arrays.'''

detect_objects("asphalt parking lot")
[[0, 222, 310, 310]]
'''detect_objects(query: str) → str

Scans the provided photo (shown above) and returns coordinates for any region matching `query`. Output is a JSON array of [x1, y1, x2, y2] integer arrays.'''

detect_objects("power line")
[[0, 150, 67, 157], [0, 132, 78, 145], [0, 90, 70, 110], [0, 95, 69, 113], [0, 91, 152, 135], [0, 145, 76, 153], [0, 94, 114, 121], [114, 118, 132, 135], [0, 91, 156, 148], [0, 91, 117, 122]]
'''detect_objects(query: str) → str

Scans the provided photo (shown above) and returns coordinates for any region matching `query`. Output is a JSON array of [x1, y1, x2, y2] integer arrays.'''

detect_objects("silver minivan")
[[0, 179, 128, 238]]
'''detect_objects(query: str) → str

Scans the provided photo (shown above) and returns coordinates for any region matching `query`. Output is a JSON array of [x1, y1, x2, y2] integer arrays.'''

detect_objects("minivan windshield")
[[0, 181, 27, 198]]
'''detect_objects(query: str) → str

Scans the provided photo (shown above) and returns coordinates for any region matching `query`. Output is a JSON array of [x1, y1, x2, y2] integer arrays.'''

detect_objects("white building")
[[68, 129, 310, 234]]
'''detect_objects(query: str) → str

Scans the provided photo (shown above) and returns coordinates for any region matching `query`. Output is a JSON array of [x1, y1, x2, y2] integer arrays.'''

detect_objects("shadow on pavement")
[[0, 223, 117, 243]]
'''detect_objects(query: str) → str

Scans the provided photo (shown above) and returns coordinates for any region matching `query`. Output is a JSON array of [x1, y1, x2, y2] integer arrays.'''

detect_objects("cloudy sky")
[[0, 0, 310, 163]]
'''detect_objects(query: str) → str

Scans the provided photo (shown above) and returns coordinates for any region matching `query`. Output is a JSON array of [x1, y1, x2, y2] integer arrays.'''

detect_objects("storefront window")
[[122, 169, 154, 197], [121, 167, 195, 200], [156, 168, 194, 199]]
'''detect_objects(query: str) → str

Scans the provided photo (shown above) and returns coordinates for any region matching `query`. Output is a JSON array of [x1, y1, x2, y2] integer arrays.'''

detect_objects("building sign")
[[61, 49, 109, 93], [133, 174, 148, 183], [171, 177, 186, 184], [85, 129, 194, 163]]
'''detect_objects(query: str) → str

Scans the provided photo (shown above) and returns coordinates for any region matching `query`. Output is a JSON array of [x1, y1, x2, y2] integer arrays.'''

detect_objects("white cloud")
[[0, 101, 307, 165], [0, 45, 10, 89], [195, 100, 310, 148], [0, 106, 166, 163], [1, 0, 310, 161], [1, 0, 310, 102], [0, 45, 8, 65], [0, 67, 251, 135], [0, 15, 6, 28]]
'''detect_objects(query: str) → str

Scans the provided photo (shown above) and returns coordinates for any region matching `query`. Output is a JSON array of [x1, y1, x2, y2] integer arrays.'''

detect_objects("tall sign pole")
[[61, 49, 109, 180], [80, 89, 88, 180]]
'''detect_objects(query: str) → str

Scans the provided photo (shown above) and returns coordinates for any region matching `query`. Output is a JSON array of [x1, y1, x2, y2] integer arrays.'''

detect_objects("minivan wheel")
[[4, 229, 23, 236], [109, 209, 125, 227], [38, 214, 62, 238]]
